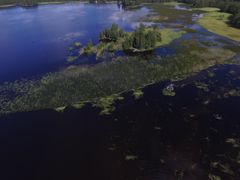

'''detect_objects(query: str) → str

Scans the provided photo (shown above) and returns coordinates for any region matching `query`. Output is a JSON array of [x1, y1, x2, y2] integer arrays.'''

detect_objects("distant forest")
[[179, 0, 240, 27], [0, 0, 239, 28], [0, 0, 80, 6], [0, 0, 177, 6]]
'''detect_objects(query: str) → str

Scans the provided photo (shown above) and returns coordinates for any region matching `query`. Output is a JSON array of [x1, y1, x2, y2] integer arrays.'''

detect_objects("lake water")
[[1, 3, 240, 180], [0, 3, 149, 83], [0, 2, 237, 84], [1, 64, 240, 180]]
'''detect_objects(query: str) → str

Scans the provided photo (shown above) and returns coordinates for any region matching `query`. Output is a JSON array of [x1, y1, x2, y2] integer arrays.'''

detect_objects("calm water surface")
[[0, 3, 149, 82]]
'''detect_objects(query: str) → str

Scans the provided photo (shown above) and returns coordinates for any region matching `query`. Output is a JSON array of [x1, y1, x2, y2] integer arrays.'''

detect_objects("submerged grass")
[[0, 41, 236, 115], [67, 56, 78, 62], [156, 28, 185, 46], [145, 3, 193, 24], [195, 82, 209, 92], [93, 94, 124, 115], [133, 89, 144, 99], [162, 87, 176, 96]]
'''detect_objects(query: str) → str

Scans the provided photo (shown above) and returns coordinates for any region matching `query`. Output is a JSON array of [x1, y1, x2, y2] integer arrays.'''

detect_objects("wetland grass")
[[0, 43, 236, 115], [197, 8, 240, 41]]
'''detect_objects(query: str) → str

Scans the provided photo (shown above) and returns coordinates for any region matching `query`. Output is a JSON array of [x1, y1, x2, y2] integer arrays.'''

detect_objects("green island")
[[79, 23, 185, 57]]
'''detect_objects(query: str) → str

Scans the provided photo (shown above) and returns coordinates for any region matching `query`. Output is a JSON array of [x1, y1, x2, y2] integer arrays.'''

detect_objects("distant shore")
[[0, 4, 17, 8], [0, 1, 91, 9], [0, 1, 119, 9]]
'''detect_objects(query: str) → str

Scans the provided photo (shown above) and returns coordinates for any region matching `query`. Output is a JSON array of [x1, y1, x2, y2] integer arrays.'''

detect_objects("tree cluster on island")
[[80, 23, 162, 55], [99, 23, 125, 42], [100, 23, 162, 51], [122, 24, 161, 51]]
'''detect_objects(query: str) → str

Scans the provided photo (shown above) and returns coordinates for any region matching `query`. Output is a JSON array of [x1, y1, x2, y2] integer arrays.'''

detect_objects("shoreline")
[[0, 1, 119, 9], [0, 1, 90, 9], [0, 4, 17, 8]]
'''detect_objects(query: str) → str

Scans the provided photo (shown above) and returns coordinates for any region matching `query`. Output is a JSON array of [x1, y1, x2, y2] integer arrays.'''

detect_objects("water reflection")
[[0, 3, 149, 83]]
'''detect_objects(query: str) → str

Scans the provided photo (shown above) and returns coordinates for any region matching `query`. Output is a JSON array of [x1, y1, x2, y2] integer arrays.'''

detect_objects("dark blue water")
[[0, 3, 149, 83], [0, 64, 240, 180]]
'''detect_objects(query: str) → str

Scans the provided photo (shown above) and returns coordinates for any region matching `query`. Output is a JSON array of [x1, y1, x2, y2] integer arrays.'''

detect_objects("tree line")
[[0, 0, 178, 7], [0, 0, 80, 6], [219, 1, 240, 27], [121, 0, 175, 8], [179, 0, 240, 28]]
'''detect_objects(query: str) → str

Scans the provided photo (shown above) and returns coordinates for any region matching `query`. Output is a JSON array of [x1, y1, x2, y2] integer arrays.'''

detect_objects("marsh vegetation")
[[0, 42, 236, 114]]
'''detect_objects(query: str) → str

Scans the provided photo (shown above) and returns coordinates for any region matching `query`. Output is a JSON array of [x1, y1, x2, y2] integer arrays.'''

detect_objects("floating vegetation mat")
[[0, 42, 237, 115]]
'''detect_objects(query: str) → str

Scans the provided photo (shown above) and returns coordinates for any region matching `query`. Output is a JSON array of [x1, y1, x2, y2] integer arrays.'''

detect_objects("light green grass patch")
[[74, 42, 81, 47], [157, 28, 185, 46], [163, 1, 185, 6], [193, 7, 220, 12], [133, 89, 144, 99], [197, 10, 240, 41], [162, 88, 176, 96], [72, 102, 85, 109], [38, 2, 65, 5], [93, 94, 124, 115], [55, 106, 66, 112], [67, 56, 78, 62]]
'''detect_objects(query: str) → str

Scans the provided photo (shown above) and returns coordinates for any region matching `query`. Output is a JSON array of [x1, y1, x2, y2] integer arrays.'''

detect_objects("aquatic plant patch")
[[0, 46, 236, 115]]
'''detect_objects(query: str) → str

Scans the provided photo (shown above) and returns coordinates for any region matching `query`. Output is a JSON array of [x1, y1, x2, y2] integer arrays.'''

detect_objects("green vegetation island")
[[78, 23, 185, 57]]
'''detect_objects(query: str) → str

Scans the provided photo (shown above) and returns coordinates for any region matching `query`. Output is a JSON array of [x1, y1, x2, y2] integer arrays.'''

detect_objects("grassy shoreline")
[[196, 7, 240, 41]]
